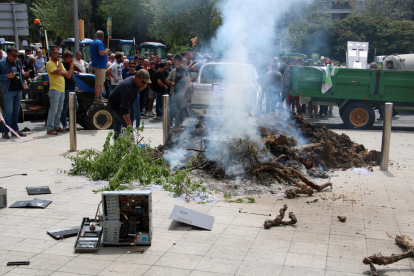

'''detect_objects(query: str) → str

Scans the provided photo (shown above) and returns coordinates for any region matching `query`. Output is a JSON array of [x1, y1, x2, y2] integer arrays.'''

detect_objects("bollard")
[[380, 102, 393, 171], [69, 92, 77, 151], [163, 95, 170, 145]]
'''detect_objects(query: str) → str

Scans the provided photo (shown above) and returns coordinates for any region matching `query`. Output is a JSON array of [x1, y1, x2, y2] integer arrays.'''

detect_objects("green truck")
[[288, 66, 414, 129]]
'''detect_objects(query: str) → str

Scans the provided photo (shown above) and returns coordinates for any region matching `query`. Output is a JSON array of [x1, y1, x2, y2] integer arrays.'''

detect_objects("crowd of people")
[[258, 55, 337, 119], [2, 29, 394, 139]]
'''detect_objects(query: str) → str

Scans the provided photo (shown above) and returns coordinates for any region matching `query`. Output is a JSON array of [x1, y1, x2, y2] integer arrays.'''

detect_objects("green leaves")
[[30, 0, 94, 41], [67, 127, 206, 200], [67, 128, 169, 191], [148, 0, 221, 50], [329, 15, 414, 62]]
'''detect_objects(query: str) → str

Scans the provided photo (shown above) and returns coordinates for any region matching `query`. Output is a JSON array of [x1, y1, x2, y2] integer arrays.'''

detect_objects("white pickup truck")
[[188, 62, 261, 116]]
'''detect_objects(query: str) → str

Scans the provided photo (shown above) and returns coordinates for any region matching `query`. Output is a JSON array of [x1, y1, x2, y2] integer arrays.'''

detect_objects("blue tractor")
[[0, 71, 114, 130]]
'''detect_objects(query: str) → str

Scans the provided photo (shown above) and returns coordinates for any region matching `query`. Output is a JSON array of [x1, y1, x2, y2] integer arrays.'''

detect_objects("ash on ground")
[[161, 111, 380, 196], [185, 160, 330, 196]]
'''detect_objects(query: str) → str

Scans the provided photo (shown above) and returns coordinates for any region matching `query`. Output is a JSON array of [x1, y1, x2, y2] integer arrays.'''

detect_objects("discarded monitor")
[[26, 186, 51, 195], [0, 187, 6, 208], [169, 205, 214, 231], [101, 190, 152, 246], [9, 198, 52, 209]]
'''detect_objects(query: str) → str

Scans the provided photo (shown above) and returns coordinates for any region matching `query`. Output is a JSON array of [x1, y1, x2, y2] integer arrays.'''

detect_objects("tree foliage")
[[31, 0, 94, 42], [364, 0, 413, 20], [148, 0, 222, 50], [329, 15, 414, 62], [280, 1, 332, 56], [99, 0, 152, 41]]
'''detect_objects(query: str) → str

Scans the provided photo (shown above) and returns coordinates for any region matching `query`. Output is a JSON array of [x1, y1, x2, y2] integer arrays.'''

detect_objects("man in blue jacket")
[[0, 47, 29, 139]]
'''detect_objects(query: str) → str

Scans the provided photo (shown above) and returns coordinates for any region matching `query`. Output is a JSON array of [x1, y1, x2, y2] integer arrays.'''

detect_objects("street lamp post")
[[74, 0, 79, 53]]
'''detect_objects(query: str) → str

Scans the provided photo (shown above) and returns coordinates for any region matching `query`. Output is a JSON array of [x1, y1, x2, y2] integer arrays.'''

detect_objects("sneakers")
[[64, 126, 70, 131], [12, 131, 27, 137], [47, 130, 58, 135], [2, 132, 10, 139], [93, 96, 107, 104]]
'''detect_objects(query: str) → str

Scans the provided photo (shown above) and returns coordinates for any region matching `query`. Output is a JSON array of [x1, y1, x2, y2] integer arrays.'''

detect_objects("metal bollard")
[[380, 102, 393, 171], [163, 95, 170, 145], [69, 92, 77, 151]]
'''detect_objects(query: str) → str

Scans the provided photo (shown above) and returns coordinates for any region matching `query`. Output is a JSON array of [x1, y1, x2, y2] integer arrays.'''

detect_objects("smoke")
[[165, 0, 314, 176]]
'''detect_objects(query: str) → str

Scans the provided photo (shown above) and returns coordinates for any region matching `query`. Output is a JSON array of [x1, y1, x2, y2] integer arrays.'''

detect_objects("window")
[[356, 0, 365, 10], [200, 64, 251, 85], [140, 47, 167, 59]]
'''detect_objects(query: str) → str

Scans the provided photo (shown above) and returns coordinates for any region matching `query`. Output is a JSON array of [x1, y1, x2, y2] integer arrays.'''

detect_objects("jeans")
[[319, 105, 328, 115], [169, 95, 175, 126], [156, 93, 166, 117], [110, 85, 117, 95], [46, 89, 65, 131], [109, 106, 127, 139], [174, 94, 188, 126], [265, 90, 280, 114], [129, 94, 141, 128], [1, 90, 22, 133], [104, 79, 111, 99], [60, 90, 79, 128]]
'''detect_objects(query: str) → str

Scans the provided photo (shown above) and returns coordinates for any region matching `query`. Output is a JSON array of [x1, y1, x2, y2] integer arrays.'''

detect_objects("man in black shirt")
[[173, 54, 190, 125], [155, 56, 161, 70], [278, 56, 288, 104], [0, 47, 29, 139], [60, 51, 76, 130], [108, 70, 151, 139], [154, 62, 168, 119]]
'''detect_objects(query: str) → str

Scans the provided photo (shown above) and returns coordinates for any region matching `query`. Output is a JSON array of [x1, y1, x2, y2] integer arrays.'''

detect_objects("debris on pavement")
[[363, 235, 414, 276], [7, 261, 30, 266], [0, 187, 7, 208], [263, 204, 297, 229], [306, 199, 319, 204], [169, 205, 214, 231], [337, 215, 347, 222], [9, 198, 52, 209]]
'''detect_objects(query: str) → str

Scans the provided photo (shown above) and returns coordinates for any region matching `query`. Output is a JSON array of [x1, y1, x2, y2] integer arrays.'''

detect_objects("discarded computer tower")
[[101, 191, 152, 246], [0, 187, 6, 208]]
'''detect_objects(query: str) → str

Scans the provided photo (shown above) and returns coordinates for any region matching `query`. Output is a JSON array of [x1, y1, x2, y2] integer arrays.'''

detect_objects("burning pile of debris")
[[161, 110, 380, 196]]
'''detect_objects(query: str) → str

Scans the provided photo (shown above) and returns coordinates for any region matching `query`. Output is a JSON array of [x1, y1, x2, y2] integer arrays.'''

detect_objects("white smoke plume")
[[164, 0, 313, 175]]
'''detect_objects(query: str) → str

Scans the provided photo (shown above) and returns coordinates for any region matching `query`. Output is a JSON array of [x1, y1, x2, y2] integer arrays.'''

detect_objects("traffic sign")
[[0, 3, 29, 36]]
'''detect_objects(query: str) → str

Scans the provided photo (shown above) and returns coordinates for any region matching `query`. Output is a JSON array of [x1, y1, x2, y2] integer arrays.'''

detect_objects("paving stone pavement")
[[0, 127, 414, 276]]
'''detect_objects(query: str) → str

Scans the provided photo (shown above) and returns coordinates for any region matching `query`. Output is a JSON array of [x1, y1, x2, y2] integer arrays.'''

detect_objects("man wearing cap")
[[108, 70, 150, 139]]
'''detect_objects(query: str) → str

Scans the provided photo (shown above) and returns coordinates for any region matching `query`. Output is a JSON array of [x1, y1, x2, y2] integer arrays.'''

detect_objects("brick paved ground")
[[0, 128, 413, 276]]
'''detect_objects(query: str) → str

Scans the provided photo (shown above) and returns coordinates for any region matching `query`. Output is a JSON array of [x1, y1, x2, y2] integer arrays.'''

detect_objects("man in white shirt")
[[74, 51, 88, 73], [35, 49, 46, 72], [106, 52, 123, 95]]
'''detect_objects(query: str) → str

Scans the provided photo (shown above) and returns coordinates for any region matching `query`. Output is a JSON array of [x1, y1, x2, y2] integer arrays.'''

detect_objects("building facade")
[[323, 0, 366, 20]]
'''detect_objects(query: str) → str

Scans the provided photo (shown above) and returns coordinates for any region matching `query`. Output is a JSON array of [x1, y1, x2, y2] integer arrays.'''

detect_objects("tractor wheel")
[[85, 104, 114, 130], [342, 102, 375, 129]]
